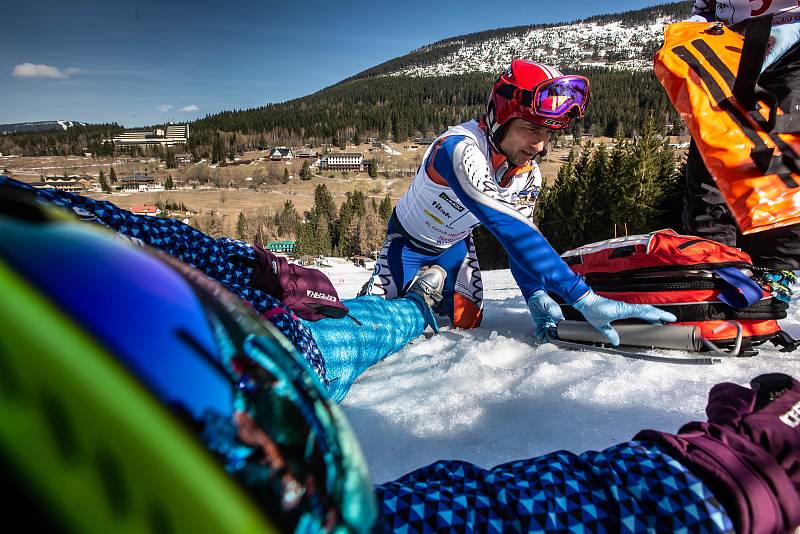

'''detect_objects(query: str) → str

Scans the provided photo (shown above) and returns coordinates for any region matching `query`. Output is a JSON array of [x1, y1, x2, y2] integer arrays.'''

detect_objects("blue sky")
[[1, 0, 675, 127]]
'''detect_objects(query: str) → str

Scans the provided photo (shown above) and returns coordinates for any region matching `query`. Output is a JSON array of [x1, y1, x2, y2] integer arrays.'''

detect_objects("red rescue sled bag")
[[557, 229, 797, 352]]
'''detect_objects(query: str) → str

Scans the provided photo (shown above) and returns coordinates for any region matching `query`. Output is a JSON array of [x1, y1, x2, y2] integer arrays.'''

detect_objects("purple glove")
[[636, 374, 800, 533], [250, 246, 348, 321]]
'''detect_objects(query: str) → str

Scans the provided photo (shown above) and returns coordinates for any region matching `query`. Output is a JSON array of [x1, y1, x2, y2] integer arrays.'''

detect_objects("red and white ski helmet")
[[485, 59, 590, 137]]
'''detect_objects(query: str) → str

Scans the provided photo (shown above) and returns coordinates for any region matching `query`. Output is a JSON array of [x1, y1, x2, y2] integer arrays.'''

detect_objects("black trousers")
[[683, 43, 800, 270]]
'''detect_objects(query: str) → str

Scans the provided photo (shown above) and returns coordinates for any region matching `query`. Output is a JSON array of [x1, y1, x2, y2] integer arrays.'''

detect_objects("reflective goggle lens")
[[533, 76, 589, 118]]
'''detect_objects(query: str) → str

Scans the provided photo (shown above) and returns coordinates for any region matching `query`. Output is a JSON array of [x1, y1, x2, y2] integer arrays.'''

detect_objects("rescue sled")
[[550, 230, 798, 363]]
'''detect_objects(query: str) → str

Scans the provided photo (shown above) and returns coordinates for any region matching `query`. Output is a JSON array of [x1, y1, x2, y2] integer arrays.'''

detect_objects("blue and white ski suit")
[[364, 120, 589, 328]]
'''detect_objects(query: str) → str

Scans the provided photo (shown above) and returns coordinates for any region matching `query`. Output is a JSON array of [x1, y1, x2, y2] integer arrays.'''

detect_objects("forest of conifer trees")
[[0, 67, 679, 158]]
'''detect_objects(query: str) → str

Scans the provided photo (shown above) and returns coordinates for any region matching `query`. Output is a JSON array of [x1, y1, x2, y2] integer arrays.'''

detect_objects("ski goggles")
[[532, 75, 590, 118]]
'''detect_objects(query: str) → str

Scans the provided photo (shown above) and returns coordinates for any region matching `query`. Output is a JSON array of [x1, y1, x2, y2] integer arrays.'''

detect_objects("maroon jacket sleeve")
[[250, 245, 348, 321], [636, 374, 800, 534]]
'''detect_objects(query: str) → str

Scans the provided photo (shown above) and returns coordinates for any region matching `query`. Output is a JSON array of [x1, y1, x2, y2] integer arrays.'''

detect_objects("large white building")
[[319, 152, 364, 171], [112, 123, 189, 147]]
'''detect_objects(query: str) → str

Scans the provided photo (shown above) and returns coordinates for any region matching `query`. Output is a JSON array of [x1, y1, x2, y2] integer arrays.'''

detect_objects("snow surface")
[[319, 258, 800, 484]]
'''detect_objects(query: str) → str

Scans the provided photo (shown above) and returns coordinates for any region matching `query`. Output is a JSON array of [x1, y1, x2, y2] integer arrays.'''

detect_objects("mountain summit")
[[342, 2, 689, 82]]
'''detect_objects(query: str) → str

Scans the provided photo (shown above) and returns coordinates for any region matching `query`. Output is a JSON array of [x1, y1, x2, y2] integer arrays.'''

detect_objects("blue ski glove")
[[527, 290, 565, 341], [572, 290, 677, 346]]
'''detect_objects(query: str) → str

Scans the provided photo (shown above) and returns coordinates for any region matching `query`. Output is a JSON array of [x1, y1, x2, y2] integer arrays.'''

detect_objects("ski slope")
[[320, 259, 800, 484]]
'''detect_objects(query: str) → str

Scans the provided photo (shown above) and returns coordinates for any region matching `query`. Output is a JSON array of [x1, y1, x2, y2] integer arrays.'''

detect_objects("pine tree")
[[378, 194, 392, 220], [166, 148, 177, 169], [109, 166, 117, 183], [283, 167, 289, 184], [336, 196, 353, 255], [165, 174, 174, 190], [296, 219, 316, 255], [98, 169, 111, 193], [300, 159, 312, 180], [368, 160, 378, 178], [277, 200, 299, 237], [236, 211, 248, 241], [582, 142, 612, 244], [618, 115, 673, 234], [212, 134, 225, 164], [573, 123, 583, 143], [313, 184, 336, 221]]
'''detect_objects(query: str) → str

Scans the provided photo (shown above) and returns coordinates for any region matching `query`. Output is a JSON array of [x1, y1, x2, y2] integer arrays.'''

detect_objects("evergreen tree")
[[277, 200, 299, 237], [236, 211, 248, 241], [336, 195, 354, 255], [368, 160, 378, 178], [300, 160, 312, 180], [617, 115, 673, 234], [283, 167, 290, 184], [314, 184, 337, 221], [350, 189, 367, 217], [537, 116, 677, 252], [297, 186, 336, 256], [378, 194, 392, 220], [296, 220, 315, 255], [212, 134, 225, 164], [165, 174, 174, 190], [582, 142, 612, 244], [109, 166, 117, 183], [573, 123, 583, 143], [166, 148, 177, 169], [98, 169, 111, 193]]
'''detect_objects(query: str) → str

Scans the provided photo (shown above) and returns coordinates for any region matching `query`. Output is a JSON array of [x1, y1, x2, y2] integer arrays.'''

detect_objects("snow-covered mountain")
[[344, 2, 689, 82], [0, 120, 84, 134], [393, 16, 678, 76]]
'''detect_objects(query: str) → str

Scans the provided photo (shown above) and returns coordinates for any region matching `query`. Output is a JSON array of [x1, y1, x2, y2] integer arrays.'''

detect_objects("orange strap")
[[655, 21, 800, 234]]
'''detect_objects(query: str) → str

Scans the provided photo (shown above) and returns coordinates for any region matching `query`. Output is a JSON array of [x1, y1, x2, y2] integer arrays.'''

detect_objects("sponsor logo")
[[424, 208, 444, 225], [431, 200, 452, 219], [438, 192, 465, 212], [780, 400, 800, 428], [306, 289, 338, 302]]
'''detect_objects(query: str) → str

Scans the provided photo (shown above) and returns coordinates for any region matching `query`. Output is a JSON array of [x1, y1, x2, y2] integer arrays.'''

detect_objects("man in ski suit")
[[363, 59, 675, 344], [684, 0, 800, 270]]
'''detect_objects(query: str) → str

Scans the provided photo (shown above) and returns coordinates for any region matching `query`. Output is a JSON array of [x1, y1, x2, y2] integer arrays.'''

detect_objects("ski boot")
[[405, 266, 446, 334]]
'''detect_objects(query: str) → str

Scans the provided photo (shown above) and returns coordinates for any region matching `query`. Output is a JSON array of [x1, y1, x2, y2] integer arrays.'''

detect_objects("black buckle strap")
[[770, 330, 800, 352], [732, 14, 774, 109], [495, 83, 533, 107]]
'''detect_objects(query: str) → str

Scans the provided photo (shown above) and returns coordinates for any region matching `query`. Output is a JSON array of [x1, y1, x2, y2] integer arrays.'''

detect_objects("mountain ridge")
[[336, 1, 690, 84], [0, 120, 85, 135]]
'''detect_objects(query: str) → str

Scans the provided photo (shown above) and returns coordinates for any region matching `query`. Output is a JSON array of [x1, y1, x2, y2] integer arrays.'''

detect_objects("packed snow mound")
[[323, 263, 800, 484]]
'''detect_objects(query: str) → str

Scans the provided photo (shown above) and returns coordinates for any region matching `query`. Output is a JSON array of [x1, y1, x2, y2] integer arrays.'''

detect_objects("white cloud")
[[11, 63, 80, 79], [178, 104, 199, 112], [156, 104, 174, 113]]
